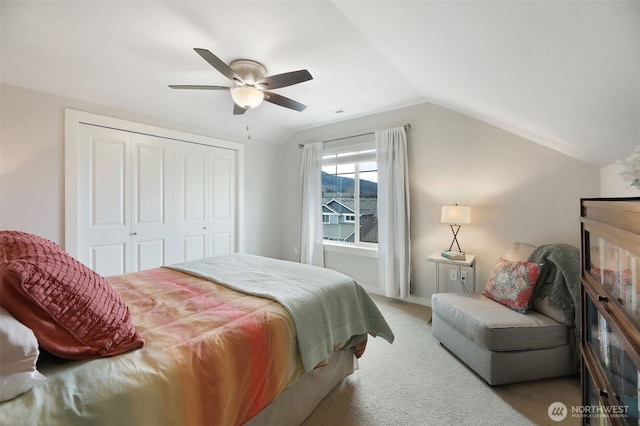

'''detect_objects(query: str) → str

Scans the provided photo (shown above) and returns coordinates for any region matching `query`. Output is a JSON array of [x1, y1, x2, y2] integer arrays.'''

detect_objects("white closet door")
[[69, 111, 240, 273], [175, 145, 237, 260], [174, 142, 209, 262], [209, 148, 237, 256], [131, 133, 175, 271], [78, 125, 131, 276], [77, 126, 175, 275]]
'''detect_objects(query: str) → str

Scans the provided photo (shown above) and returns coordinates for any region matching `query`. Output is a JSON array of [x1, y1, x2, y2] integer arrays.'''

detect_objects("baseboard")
[[363, 286, 432, 307]]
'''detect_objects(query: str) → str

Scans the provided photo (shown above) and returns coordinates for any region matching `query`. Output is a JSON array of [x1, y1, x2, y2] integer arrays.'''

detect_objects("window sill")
[[323, 242, 378, 258]]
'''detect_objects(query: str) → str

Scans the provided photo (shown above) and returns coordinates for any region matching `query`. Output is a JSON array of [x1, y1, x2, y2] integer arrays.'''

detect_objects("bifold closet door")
[[174, 143, 237, 261], [77, 124, 174, 276]]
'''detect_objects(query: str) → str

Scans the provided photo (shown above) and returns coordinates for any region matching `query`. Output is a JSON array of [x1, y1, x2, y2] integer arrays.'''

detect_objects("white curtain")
[[299, 142, 325, 267], [376, 127, 411, 298]]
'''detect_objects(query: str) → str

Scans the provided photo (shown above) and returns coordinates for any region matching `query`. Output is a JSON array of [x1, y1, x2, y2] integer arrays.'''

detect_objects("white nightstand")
[[427, 252, 476, 293]]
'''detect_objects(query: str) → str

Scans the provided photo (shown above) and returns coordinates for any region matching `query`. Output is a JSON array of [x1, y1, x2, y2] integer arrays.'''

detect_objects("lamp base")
[[447, 224, 463, 252]]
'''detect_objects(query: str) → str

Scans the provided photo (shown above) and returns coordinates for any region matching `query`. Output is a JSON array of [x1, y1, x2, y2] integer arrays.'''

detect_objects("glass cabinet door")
[[585, 295, 639, 424], [584, 372, 611, 426], [587, 233, 640, 325]]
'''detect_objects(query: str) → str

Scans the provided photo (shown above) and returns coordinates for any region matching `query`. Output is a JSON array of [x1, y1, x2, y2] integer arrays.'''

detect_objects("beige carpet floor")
[[302, 295, 581, 426]]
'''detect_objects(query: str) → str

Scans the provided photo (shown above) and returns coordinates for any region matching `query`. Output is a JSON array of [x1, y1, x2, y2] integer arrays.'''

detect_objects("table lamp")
[[441, 204, 471, 253]]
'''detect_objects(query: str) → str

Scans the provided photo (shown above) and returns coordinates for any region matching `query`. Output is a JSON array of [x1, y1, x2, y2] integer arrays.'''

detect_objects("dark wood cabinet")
[[581, 198, 640, 425]]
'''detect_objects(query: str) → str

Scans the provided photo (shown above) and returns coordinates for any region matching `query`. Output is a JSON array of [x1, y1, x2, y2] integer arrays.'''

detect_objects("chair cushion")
[[432, 292, 568, 351]]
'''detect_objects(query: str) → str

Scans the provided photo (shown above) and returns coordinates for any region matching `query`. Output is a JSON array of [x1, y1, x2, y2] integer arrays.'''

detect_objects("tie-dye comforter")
[[169, 254, 395, 372], [0, 258, 388, 426]]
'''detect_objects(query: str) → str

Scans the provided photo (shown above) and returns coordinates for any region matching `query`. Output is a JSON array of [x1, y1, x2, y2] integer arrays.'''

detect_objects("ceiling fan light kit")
[[231, 86, 264, 109], [169, 48, 313, 115]]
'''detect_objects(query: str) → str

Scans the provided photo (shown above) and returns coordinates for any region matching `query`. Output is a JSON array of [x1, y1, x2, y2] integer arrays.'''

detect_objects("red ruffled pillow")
[[0, 231, 144, 359]]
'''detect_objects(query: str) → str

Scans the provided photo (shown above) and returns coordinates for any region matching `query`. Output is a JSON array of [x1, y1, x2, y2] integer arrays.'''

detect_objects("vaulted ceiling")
[[1, 1, 638, 167]]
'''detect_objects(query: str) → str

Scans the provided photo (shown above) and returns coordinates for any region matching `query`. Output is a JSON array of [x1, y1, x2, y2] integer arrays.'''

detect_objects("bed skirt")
[[245, 349, 356, 426]]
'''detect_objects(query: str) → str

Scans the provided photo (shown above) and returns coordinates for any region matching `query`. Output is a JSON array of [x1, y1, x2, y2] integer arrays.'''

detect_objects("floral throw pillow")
[[483, 258, 543, 313]]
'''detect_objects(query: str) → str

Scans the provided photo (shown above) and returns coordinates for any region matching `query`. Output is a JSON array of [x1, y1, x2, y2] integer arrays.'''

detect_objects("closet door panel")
[[131, 134, 175, 270], [91, 244, 126, 277], [212, 157, 232, 219], [92, 141, 126, 226], [134, 239, 165, 272], [212, 233, 231, 257], [209, 148, 236, 256], [136, 145, 164, 224], [184, 153, 207, 221], [78, 124, 131, 275], [183, 235, 207, 262]]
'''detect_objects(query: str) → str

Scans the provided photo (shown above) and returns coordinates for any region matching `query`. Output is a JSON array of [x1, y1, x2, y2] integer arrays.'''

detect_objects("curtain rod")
[[297, 123, 411, 149]]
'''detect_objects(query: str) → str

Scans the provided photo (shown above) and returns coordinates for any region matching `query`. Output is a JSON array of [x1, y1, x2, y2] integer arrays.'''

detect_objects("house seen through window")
[[321, 145, 378, 246]]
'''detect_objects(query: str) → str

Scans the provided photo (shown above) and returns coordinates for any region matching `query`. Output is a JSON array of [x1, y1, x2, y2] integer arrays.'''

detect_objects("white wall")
[[0, 83, 284, 259], [242, 140, 285, 258], [281, 102, 601, 304], [600, 162, 640, 197], [0, 83, 615, 306]]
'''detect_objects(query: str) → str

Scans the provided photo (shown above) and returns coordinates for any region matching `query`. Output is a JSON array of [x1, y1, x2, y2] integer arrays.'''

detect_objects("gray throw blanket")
[[528, 243, 581, 372]]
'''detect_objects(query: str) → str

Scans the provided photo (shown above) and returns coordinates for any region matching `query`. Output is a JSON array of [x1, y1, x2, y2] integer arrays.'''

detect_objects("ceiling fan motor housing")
[[229, 60, 266, 87]]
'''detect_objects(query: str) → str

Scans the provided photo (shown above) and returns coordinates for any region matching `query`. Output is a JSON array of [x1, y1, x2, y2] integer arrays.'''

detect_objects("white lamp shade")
[[441, 205, 471, 224], [230, 86, 264, 109]]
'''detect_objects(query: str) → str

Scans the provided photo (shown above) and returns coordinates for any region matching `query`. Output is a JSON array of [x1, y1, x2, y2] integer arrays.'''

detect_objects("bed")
[[0, 231, 394, 425]]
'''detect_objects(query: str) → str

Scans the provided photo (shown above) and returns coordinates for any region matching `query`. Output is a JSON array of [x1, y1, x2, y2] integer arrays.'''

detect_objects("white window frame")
[[321, 139, 378, 250]]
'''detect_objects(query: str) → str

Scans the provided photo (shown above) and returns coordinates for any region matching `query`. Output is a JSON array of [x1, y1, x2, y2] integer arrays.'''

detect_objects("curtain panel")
[[376, 127, 411, 298], [299, 142, 325, 267]]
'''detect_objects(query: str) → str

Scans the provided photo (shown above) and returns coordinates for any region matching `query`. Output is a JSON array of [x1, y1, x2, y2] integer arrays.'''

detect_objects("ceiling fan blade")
[[263, 91, 307, 111], [257, 70, 312, 90], [168, 85, 230, 90], [194, 48, 242, 83], [233, 104, 247, 115]]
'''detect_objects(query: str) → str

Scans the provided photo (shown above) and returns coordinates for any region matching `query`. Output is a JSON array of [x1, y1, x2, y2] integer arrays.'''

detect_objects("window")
[[321, 142, 378, 246]]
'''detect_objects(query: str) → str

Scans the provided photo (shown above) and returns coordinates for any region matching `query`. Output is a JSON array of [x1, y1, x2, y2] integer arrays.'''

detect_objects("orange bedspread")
[[1, 267, 342, 426], [113, 267, 306, 425]]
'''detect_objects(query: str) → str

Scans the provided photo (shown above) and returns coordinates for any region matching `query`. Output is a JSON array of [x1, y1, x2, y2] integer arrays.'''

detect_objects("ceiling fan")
[[169, 48, 313, 115]]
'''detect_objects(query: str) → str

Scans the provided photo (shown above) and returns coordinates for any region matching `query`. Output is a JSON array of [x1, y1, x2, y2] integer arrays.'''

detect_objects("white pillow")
[[0, 306, 45, 402], [504, 242, 537, 262]]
